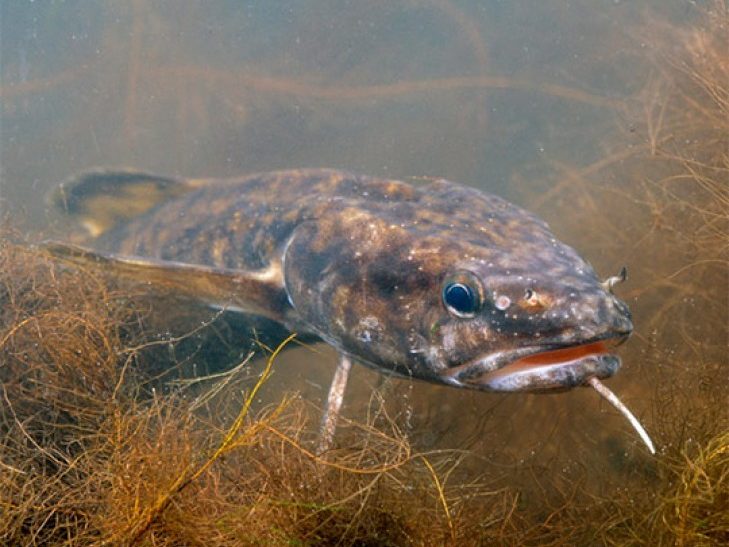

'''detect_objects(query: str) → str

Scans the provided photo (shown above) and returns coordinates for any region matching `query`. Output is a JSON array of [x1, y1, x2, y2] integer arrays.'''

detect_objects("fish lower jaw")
[[480, 352, 621, 392], [447, 341, 622, 392]]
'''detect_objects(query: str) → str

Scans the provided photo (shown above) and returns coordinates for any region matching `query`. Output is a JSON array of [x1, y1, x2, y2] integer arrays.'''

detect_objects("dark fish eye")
[[442, 280, 481, 317]]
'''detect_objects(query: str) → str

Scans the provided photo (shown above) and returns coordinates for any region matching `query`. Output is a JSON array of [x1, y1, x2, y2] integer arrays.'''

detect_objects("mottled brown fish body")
[[49, 168, 632, 392]]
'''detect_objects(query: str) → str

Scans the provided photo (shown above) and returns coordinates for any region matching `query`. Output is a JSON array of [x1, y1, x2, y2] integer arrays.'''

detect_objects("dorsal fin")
[[49, 169, 208, 237]]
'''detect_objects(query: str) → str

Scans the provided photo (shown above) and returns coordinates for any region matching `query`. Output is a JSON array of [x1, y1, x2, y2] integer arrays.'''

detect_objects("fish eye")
[[443, 283, 479, 316], [442, 272, 482, 318]]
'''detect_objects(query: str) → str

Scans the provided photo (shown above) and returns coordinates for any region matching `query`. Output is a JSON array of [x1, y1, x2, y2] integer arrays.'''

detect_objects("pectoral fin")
[[40, 241, 290, 322]]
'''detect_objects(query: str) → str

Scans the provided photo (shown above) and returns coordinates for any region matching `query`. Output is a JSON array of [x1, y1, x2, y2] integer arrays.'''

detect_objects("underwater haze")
[[1, 1, 727, 544]]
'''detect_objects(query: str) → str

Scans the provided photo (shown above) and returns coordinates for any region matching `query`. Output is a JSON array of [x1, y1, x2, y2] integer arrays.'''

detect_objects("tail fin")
[[49, 169, 203, 237]]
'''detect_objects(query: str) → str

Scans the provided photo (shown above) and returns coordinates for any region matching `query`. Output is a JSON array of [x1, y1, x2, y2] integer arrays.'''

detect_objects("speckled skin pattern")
[[69, 168, 634, 391]]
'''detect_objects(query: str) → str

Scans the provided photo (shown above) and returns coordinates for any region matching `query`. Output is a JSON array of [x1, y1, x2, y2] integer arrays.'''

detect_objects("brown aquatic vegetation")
[[0, 232, 518, 545], [521, 2, 727, 374], [509, 3, 729, 544], [660, 430, 729, 546], [1, 230, 726, 545]]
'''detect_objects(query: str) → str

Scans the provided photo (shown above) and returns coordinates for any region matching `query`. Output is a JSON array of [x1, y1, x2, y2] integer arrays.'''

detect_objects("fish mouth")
[[442, 333, 656, 454], [444, 334, 627, 392]]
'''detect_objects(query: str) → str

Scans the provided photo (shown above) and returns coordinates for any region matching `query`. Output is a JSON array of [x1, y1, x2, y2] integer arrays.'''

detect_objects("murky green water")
[[2, 0, 726, 534], [2, 0, 670, 218]]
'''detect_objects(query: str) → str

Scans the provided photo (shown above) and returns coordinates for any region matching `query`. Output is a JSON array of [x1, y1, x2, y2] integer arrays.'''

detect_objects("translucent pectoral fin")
[[39, 241, 289, 322]]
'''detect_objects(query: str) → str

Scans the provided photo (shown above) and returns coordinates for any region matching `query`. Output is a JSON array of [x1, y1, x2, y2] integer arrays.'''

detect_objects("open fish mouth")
[[476, 340, 620, 392], [444, 335, 655, 454], [445, 336, 626, 393]]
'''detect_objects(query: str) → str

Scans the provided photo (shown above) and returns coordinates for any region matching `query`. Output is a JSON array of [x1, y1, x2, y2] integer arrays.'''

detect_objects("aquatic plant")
[[4, 227, 720, 544], [0, 233, 513, 545]]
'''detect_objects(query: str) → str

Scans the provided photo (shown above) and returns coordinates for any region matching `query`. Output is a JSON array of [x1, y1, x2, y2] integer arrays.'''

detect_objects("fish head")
[[283, 183, 632, 393], [429, 257, 633, 392]]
